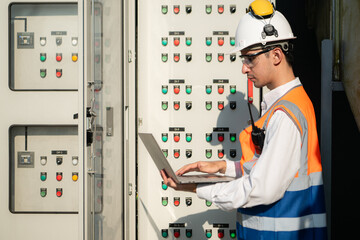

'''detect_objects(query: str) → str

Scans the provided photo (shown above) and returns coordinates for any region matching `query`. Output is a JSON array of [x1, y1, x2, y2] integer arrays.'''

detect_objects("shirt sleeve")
[[196, 110, 302, 211]]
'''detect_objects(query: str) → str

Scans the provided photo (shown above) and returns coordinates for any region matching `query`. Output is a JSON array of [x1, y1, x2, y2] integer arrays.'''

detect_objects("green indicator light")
[[40, 191, 46, 197], [206, 200, 212, 207], [162, 87, 168, 94], [206, 54, 212, 62], [162, 230, 168, 238], [186, 87, 192, 94], [206, 6, 212, 14], [40, 70, 46, 78], [206, 231, 212, 238], [161, 6, 168, 14], [40, 54, 46, 62], [206, 39, 212, 46], [206, 103, 212, 110], [162, 54, 168, 62], [162, 102, 168, 110], [162, 39, 168, 46], [186, 39, 192, 46], [162, 136, 168, 142], [230, 39, 236, 46], [162, 183, 168, 190], [230, 232, 236, 238], [206, 135, 212, 142], [206, 151, 212, 159], [230, 135, 236, 142], [186, 230, 192, 238], [230, 86, 236, 94], [206, 87, 212, 94], [162, 199, 168, 206], [162, 151, 168, 158], [40, 174, 46, 181], [186, 136, 192, 142]]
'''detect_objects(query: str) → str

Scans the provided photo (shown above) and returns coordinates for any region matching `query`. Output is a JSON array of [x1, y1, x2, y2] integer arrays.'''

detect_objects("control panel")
[[9, 3, 78, 90], [137, 0, 262, 239], [9, 125, 79, 213]]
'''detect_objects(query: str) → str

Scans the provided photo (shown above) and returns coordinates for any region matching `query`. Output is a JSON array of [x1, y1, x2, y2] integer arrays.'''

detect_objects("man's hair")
[[263, 41, 295, 67]]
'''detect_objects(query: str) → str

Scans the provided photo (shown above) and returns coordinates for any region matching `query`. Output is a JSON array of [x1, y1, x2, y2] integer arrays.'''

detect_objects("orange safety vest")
[[237, 84, 327, 240]]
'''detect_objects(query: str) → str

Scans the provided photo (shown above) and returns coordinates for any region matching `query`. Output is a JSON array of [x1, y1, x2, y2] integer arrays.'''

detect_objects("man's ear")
[[272, 47, 283, 66]]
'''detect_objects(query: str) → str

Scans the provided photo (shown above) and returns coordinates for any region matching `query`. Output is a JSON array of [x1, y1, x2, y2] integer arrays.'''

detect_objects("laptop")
[[139, 133, 235, 184]]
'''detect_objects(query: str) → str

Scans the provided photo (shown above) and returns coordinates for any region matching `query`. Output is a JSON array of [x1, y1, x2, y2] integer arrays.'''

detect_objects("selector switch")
[[186, 150, 192, 158], [56, 156, 63, 165]]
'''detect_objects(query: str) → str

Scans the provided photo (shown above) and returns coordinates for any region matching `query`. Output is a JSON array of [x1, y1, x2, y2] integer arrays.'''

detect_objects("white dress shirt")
[[196, 78, 302, 210]]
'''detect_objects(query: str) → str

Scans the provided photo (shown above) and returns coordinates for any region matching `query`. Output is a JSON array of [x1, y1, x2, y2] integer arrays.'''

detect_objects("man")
[[161, 0, 327, 239]]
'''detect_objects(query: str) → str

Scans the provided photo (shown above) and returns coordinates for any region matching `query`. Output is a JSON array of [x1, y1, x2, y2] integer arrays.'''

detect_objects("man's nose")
[[242, 63, 251, 74]]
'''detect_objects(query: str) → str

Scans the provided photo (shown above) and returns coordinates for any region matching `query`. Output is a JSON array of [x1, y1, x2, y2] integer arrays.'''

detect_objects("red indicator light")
[[174, 86, 180, 94], [174, 151, 180, 158], [174, 54, 180, 62], [174, 103, 180, 110], [56, 189, 63, 197], [174, 135, 180, 142], [218, 87, 224, 94], [218, 6, 224, 14], [56, 173, 63, 181], [218, 54, 224, 62], [218, 38, 224, 46], [174, 200, 180, 206], [174, 6, 180, 14], [218, 134, 224, 142], [218, 231, 225, 238], [56, 54, 62, 62], [56, 69, 62, 78], [218, 151, 224, 158], [174, 230, 180, 238], [174, 38, 180, 46], [218, 102, 224, 110]]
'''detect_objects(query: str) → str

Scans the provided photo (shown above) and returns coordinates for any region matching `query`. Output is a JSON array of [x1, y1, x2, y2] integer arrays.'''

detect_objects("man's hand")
[[160, 170, 197, 193], [176, 160, 227, 176]]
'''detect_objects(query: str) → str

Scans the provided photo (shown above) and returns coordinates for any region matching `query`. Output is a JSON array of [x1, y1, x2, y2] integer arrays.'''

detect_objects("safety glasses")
[[239, 47, 275, 67]]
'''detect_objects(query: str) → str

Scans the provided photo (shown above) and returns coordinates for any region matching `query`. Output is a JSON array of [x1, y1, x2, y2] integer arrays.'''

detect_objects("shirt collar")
[[261, 78, 301, 115]]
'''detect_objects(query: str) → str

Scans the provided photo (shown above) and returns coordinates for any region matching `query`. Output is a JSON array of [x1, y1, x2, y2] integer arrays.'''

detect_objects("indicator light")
[[40, 156, 47, 165], [174, 101, 180, 110], [230, 54, 236, 62], [185, 102, 192, 110], [218, 53, 224, 62], [174, 197, 180, 206], [173, 5, 180, 14], [162, 182, 168, 190], [218, 37, 224, 46], [162, 53, 168, 62], [40, 69, 46, 78], [218, 134, 224, 142], [162, 37, 168, 46], [230, 85, 236, 94], [56, 53, 62, 62], [162, 149, 168, 158], [230, 134, 236, 142], [162, 197, 168, 206], [218, 229, 225, 238], [218, 85, 224, 94], [186, 229, 192, 238], [56, 69, 62, 78], [174, 85, 180, 94], [40, 53, 46, 62], [230, 149, 237, 158], [230, 101, 237, 110], [162, 133, 168, 142], [174, 150, 180, 158], [174, 53, 180, 62], [206, 101, 212, 111], [230, 230, 237, 238], [71, 37, 78, 46], [40, 172, 47, 181], [161, 5, 168, 14], [72, 156, 79, 166], [174, 134, 180, 142], [218, 149, 224, 158], [185, 5, 192, 14], [72, 172, 79, 181], [185, 37, 192, 46], [206, 133, 212, 142], [206, 200, 212, 207], [162, 101, 168, 110], [40, 188, 47, 197], [56, 172, 63, 181], [206, 37, 212, 46], [206, 229, 212, 238], [40, 37, 46, 46], [230, 5, 237, 14], [72, 53, 78, 62], [205, 5, 212, 14], [206, 53, 212, 62], [186, 133, 192, 142], [162, 85, 168, 94], [56, 188, 63, 197], [185, 85, 192, 94], [206, 149, 212, 159], [218, 5, 224, 14], [174, 37, 180, 46], [230, 37, 236, 46], [174, 229, 180, 238], [162, 229, 169, 238], [218, 101, 224, 110], [186, 150, 192, 158], [205, 85, 212, 94]]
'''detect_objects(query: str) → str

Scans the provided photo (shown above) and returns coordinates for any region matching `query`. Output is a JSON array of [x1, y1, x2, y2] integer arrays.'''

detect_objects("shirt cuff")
[[196, 183, 214, 201], [224, 160, 236, 177]]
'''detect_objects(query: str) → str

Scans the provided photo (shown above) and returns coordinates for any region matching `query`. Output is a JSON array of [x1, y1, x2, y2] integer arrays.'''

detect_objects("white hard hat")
[[230, 1, 296, 53]]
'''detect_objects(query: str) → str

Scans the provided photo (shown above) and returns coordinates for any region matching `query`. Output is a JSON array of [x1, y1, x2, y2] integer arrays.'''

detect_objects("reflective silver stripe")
[[237, 213, 327, 231], [287, 171, 324, 191]]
